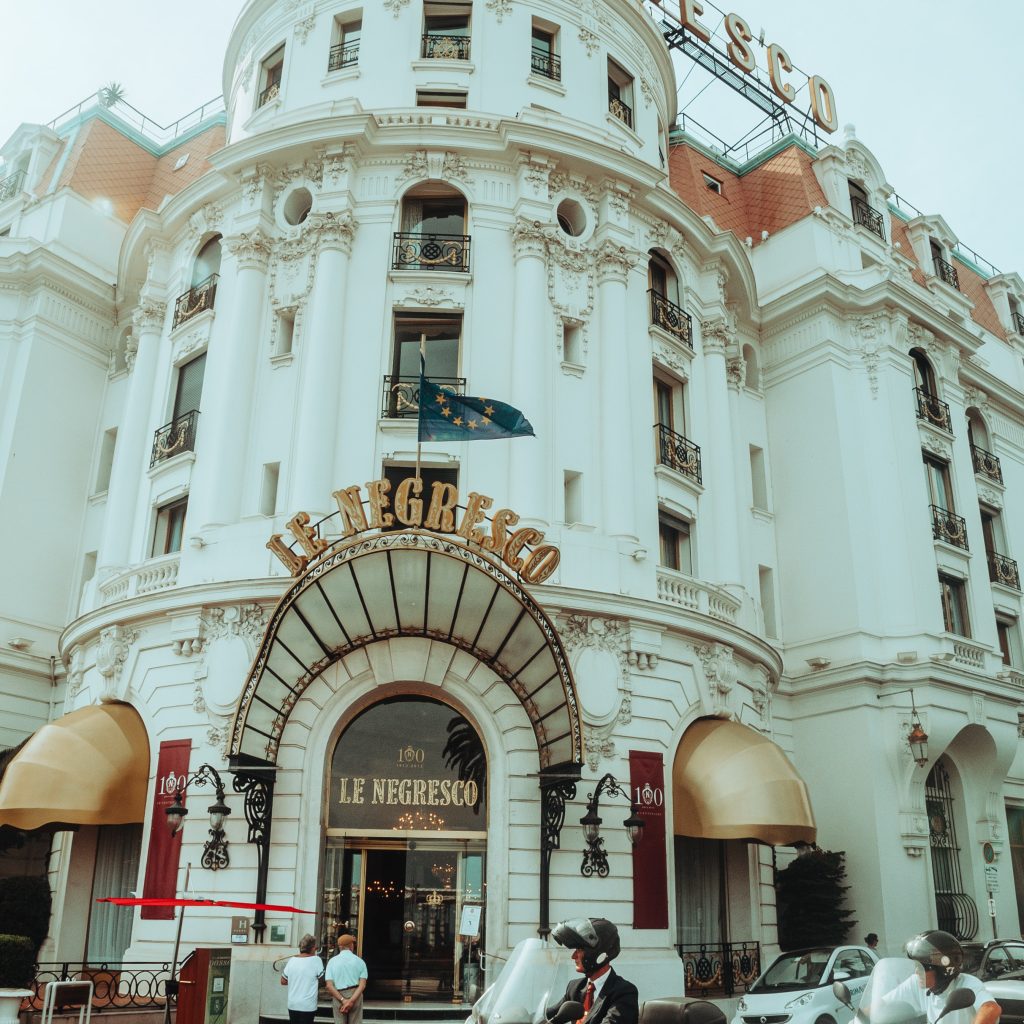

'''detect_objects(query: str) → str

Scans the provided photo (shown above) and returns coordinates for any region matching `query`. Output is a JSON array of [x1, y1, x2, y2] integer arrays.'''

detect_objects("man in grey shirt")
[[326, 934, 368, 1024]]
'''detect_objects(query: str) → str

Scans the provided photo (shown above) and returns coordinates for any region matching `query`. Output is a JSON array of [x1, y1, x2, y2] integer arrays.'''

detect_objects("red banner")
[[629, 750, 668, 929], [141, 740, 192, 920]]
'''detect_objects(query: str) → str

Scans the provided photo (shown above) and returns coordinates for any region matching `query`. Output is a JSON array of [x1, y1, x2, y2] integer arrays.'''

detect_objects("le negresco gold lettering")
[[268, 478, 560, 584], [343, 776, 479, 807]]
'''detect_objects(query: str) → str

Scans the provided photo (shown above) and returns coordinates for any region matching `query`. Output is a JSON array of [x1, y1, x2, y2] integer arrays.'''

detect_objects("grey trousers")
[[332, 986, 363, 1024]]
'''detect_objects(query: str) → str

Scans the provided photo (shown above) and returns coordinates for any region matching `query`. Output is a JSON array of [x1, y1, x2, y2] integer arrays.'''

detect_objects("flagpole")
[[416, 332, 426, 486], [163, 862, 191, 1024]]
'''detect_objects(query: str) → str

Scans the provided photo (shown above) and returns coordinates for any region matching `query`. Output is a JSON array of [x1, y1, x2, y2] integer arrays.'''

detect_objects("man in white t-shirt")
[[282, 933, 326, 1024], [326, 933, 368, 1024], [889, 931, 1001, 1024]]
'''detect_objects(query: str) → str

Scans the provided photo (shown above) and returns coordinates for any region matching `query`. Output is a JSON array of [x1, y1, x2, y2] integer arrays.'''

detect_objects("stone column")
[[701, 317, 741, 584], [98, 298, 167, 570], [596, 240, 638, 540], [291, 212, 357, 513], [191, 229, 272, 529], [509, 218, 551, 525]]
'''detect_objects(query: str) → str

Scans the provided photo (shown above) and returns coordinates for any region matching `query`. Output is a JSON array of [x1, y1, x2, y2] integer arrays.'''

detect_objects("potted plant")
[[0, 934, 34, 1024]]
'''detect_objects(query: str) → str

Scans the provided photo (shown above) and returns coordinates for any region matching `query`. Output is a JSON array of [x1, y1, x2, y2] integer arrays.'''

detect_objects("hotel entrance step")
[[260, 1003, 472, 1024]]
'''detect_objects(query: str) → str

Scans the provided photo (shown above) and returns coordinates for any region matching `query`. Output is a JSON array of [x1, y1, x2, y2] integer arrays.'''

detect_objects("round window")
[[283, 187, 313, 226], [556, 198, 587, 237]]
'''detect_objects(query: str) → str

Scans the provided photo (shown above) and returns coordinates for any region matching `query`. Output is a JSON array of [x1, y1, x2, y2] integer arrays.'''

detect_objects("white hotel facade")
[[2, 0, 1024, 1015]]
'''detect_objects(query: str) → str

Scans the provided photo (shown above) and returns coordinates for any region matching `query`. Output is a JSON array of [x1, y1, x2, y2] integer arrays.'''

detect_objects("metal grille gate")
[[926, 760, 979, 940]]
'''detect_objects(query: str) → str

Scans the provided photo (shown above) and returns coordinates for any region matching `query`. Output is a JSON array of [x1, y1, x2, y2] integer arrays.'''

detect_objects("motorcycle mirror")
[[832, 982, 855, 1011], [935, 989, 975, 1022]]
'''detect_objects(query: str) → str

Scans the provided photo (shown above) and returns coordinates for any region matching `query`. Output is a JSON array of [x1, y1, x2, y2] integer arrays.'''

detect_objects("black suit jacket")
[[550, 970, 639, 1024]]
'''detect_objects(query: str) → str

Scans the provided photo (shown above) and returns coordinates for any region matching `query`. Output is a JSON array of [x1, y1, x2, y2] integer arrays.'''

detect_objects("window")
[[388, 313, 462, 417], [563, 322, 582, 364], [330, 15, 361, 71], [658, 513, 692, 575], [260, 463, 280, 518], [980, 508, 1004, 559], [423, 3, 471, 60], [607, 58, 634, 129], [701, 172, 722, 195], [258, 45, 285, 107], [95, 428, 117, 494], [1009, 295, 1024, 335], [173, 353, 206, 422], [415, 90, 468, 108], [759, 566, 777, 639], [922, 454, 954, 511], [531, 22, 560, 81], [938, 573, 970, 637], [654, 378, 674, 432], [750, 446, 768, 510], [848, 180, 883, 239], [930, 239, 960, 289], [396, 185, 469, 271], [997, 618, 1020, 667], [648, 253, 676, 302], [192, 235, 222, 287], [835, 950, 875, 979], [151, 498, 188, 557], [910, 348, 937, 395], [563, 470, 582, 524]]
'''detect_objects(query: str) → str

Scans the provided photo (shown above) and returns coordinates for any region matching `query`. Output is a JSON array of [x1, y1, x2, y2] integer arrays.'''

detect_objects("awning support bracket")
[[231, 759, 276, 943], [538, 764, 581, 938]]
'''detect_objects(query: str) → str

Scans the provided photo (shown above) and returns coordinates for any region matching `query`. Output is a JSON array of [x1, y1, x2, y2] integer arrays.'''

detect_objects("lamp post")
[[165, 763, 231, 869], [877, 689, 929, 767], [579, 773, 644, 877]]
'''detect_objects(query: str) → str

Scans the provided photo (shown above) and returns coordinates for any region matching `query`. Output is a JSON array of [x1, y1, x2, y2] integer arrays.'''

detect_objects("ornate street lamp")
[[579, 773, 644, 878], [877, 690, 929, 768], [165, 763, 231, 869]]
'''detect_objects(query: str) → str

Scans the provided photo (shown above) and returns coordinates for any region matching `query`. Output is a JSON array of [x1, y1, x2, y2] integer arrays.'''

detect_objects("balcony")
[[931, 505, 969, 550], [851, 196, 885, 240], [172, 273, 218, 329], [971, 443, 1003, 484], [327, 41, 359, 72], [0, 168, 26, 203], [656, 423, 702, 484], [99, 554, 180, 605], [257, 81, 280, 108], [608, 95, 633, 129], [382, 375, 467, 419], [421, 34, 470, 60], [988, 552, 1021, 591], [656, 569, 740, 622], [1012, 311, 1024, 336], [915, 387, 953, 432], [392, 232, 471, 273], [933, 255, 960, 291], [531, 47, 561, 81], [150, 410, 199, 467], [677, 942, 761, 998], [649, 290, 693, 349]]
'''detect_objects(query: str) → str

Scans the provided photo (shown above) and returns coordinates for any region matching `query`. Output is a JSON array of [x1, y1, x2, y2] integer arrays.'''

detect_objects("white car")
[[731, 946, 878, 1024]]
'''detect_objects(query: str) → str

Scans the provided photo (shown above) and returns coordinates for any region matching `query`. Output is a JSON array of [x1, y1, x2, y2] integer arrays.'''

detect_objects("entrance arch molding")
[[279, 637, 544, 955]]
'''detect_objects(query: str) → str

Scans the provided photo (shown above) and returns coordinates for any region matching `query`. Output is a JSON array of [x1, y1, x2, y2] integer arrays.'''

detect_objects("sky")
[[2, 0, 1021, 275]]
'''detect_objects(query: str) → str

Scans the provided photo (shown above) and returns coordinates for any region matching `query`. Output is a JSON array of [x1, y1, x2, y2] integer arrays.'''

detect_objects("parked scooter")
[[833, 959, 976, 1024]]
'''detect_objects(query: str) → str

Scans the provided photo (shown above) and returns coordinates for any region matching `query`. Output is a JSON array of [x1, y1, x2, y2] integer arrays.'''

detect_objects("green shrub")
[[0, 935, 34, 989], [776, 848, 856, 950], [0, 876, 51, 953]]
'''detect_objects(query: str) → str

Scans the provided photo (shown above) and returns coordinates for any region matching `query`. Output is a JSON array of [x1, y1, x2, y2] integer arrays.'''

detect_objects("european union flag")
[[418, 377, 535, 442]]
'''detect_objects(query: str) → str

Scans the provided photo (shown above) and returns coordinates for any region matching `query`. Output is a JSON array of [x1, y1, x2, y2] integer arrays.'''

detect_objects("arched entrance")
[[322, 696, 486, 1000]]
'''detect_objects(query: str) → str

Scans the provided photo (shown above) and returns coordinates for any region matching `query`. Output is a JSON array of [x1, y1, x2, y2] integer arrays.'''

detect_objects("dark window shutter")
[[173, 353, 206, 419]]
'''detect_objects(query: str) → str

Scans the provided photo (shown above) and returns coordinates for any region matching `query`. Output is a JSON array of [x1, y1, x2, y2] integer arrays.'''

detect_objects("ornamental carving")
[[521, 156, 550, 195], [294, 14, 316, 42], [846, 150, 870, 185], [306, 210, 357, 254], [226, 229, 273, 271], [512, 217, 549, 260], [398, 150, 429, 182], [978, 483, 1003, 509], [202, 603, 268, 645], [854, 313, 888, 399], [701, 317, 734, 354], [95, 626, 139, 702], [132, 298, 167, 335], [560, 615, 630, 674], [384, 0, 411, 14], [66, 646, 85, 698], [442, 152, 472, 183], [549, 171, 598, 205], [547, 237, 595, 323], [639, 77, 655, 109], [485, 0, 513, 20], [396, 286, 461, 308], [593, 240, 637, 283], [695, 642, 737, 714], [726, 355, 744, 388], [921, 432, 953, 461], [653, 337, 689, 377], [579, 26, 600, 56]]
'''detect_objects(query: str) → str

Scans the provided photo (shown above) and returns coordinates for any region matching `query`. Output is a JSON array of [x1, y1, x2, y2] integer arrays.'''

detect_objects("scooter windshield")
[[848, 959, 926, 1024]]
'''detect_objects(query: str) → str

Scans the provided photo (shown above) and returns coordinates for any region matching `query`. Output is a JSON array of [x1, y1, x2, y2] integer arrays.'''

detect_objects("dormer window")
[[1009, 295, 1024, 336], [702, 172, 722, 195], [423, 3, 471, 60], [849, 180, 884, 240], [607, 59, 634, 129], [930, 239, 960, 291], [257, 45, 285, 108]]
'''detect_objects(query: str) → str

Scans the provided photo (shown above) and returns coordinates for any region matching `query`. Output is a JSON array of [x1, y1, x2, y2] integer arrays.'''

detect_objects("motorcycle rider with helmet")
[[547, 918, 638, 1024], [888, 930, 1000, 1024]]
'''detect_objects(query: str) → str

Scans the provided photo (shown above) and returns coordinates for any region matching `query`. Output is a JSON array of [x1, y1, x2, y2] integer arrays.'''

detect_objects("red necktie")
[[584, 982, 596, 1015]]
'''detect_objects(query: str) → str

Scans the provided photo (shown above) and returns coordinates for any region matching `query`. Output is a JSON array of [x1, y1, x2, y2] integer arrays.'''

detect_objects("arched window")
[[909, 347, 937, 395], [742, 343, 759, 389], [647, 251, 692, 347], [395, 184, 469, 272], [192, 235, 222, 287]]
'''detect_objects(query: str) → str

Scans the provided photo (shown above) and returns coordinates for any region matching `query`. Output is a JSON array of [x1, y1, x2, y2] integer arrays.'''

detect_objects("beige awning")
[[672, 717, 816, 846], [0, 703, 149, 831]]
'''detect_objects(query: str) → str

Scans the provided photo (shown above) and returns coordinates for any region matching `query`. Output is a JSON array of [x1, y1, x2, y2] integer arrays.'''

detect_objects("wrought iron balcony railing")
[[933, 255, 960, 291], [422, 34, 471, 60], [988, 551, 1021, 591], [257, 81, 281, 108], [656, 423, 702, 484], [531, 47, 561, 81], [382, 375, 467, 419], [327, 42, 359, 72], [677, 942, 760, 998], [608, 95, 633, 129], [971, 442, 1003, 483], [29, 963, 173, 1012], [931, 505, 969, 550], [151, 410, 199, 467], [915, 387, 953, 432], [172, 274, 219, 329], [649, 290, 693, 349], [1013, 311, 1024, 336], [392, 232, 471, 273], [851, 196, 885, 240], [0, 168, 26, 203]]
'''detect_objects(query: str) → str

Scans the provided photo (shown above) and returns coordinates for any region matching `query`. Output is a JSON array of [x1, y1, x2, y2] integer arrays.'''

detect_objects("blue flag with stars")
[[418, 377, 535, 442]]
